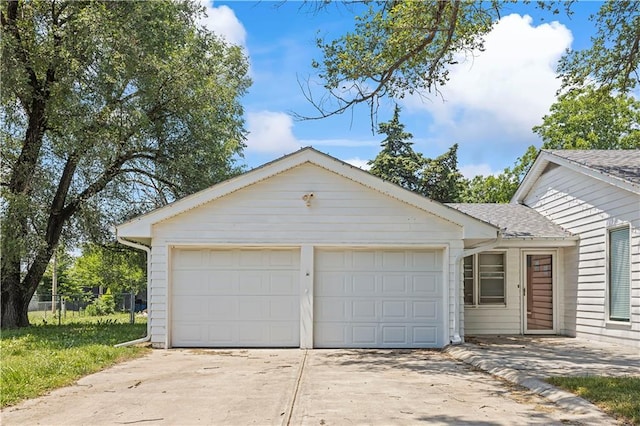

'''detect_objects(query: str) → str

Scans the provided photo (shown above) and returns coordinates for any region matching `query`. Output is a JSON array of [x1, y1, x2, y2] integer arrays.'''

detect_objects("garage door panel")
[[270, 274, 297, 294], [353, 251, 376, 268], [171, 248, 300, 347], [353, 326, 377, 345], [315, 249, 443, 348], [382, 301, 407, 318], [352, 300, 376, 320], [382, 326, 407, 344], [207, 297, 235, 319], [173, 296, 211, 320], [382, 251, 406, 268], [269, 296, 298, 319], [412, 251, 438, 269], [413, 326, 438, 345], [352, 275, 376, 293], [316, 298, 347, 321], [382, 275, 406, 293], [413, 300, 438, 320], [315, 272, 346, 295], [174, 249, 205, 267], [412, 274, 440, 295]]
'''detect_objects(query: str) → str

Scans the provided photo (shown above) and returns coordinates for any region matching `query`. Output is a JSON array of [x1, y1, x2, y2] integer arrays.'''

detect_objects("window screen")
[[609, 227, 630, 321]]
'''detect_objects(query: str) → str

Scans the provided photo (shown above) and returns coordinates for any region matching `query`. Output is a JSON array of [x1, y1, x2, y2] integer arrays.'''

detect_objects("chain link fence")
[[28, 292, 147, 325]]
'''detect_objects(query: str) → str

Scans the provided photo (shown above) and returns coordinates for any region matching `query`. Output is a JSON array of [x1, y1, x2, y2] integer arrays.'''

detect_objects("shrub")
[[85, 289, 116, 316]]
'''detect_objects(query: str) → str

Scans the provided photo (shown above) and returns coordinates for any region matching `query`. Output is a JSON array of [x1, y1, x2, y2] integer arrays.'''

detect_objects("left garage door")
[[171, 248, 300, 347]]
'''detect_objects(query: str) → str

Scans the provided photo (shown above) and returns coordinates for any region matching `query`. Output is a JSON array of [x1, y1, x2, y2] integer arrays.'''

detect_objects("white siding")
[[153, 164, 461, 244], [464, 248, 521, 335], [148, 163, 463, 348], [524, 166, 640, 348]]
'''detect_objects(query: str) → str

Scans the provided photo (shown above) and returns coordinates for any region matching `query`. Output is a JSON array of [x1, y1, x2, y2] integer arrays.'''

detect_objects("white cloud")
[[344, 157, 371, 170], [403, 14, 573, 156], [197, 1, 246, 48], [245, 111, 301, 154], [459, 163, 498, 179]]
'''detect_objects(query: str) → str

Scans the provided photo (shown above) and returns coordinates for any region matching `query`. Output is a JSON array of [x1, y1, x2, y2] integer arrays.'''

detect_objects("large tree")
[[533, 86, 640, 149], [70, 244, 146, 296], [368, 105, 423, 191], [557, 1, 640, 93], [420, 144, 464, 203], [1, 0, 250, 328], [460, 145, 538, 203], [303, 1, 500, 121]]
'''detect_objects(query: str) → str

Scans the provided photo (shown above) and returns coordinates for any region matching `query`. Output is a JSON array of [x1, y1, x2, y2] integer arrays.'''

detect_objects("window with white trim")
[[464, 252, 506, 305], [609, 226, 630, 322]]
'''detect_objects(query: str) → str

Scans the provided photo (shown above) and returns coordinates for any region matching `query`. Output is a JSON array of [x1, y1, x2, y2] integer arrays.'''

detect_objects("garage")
[[116, 148, 499, 348], [314, 248, 444, 348], [171, 248, 300, 347]]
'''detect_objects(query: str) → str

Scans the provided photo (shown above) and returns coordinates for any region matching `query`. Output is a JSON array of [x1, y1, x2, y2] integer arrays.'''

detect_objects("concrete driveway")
[[2, 348, 611, 425]]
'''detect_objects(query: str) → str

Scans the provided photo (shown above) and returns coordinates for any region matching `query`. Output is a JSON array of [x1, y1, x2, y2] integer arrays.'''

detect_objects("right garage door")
[[314, 248, 444, 348]]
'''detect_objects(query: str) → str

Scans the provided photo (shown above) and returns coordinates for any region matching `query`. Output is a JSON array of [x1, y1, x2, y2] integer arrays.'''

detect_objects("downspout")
[[451, 233, 503, 345], [114, 234, 152, 348]]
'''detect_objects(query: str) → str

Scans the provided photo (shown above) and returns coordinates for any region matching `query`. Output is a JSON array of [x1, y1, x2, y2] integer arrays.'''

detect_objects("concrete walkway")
[[446, 335, 639, 421]]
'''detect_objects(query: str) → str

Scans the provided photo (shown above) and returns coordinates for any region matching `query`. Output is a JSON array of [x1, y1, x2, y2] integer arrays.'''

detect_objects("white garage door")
[[314, 249, 443, 348], [171, 248, 300, 347]]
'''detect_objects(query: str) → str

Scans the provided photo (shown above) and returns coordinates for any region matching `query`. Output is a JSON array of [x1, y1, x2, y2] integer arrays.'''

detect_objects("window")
[[464, 252, 506, 305], [609, 226, 630, 322]]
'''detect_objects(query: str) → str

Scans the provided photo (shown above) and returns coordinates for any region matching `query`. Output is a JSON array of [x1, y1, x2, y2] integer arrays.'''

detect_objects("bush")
[[85, 289, 116, 316]]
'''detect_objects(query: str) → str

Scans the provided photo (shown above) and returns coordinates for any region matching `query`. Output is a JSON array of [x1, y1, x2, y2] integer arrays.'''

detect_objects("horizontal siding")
[[153, 164, 461, 245], [464, 249, 521, 335], [150, 244, 167, 347], [525, 166, 640, 348]]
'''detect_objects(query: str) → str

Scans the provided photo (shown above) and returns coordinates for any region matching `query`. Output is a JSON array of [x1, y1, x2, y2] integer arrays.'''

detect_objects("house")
[[116, 148, 639, 349], [512, 150, 639, 347]]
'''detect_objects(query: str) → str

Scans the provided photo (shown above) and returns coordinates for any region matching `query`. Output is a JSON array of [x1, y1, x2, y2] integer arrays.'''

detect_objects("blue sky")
[[199, 1, 602, 177]]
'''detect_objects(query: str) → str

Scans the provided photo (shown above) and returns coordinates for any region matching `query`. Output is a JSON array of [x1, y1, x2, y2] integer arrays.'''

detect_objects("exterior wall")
[[149, 163, 465, 348], [524, 165, 640, 348], [463, 248, 522, 335]]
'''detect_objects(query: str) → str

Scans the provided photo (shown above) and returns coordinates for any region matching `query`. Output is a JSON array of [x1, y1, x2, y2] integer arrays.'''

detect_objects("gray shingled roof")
[[446, 203, 573, 239], [546, 150, 640, 186]]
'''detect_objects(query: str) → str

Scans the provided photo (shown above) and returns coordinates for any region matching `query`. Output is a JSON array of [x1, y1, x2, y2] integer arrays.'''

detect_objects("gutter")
[[451, 234, 503, 345], [114, 234, 152, 348]]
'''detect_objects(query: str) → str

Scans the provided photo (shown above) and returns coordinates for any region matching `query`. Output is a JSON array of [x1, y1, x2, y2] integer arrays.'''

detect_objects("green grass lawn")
[[546, 376, 640, 425], [1, 313, 149, 407]]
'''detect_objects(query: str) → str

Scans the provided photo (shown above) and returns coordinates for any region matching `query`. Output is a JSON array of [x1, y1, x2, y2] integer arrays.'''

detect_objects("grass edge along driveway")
[[1, 315, 149, 407], [546, 376, 640, 425]]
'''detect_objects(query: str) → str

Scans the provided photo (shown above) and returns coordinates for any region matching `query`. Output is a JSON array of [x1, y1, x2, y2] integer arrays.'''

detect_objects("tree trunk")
[[0, 273, 31, 328]]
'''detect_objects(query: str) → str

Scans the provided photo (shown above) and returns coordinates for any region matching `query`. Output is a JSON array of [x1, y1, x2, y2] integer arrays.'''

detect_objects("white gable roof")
[[117, 147, 498, 240], [513, 149, 640, 204]]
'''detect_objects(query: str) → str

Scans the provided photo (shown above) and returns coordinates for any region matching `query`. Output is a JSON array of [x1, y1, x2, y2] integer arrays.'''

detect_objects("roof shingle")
[[545, 149, 640, 186], [446, 203, 573, 239]]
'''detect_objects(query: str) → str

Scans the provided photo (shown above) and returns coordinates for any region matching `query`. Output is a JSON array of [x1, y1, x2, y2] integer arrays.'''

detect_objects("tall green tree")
[[368, 105, 423, 191], [70, 244, 146, 296], [420, 144, 464, 203], [461, 145, 538, 203], [38, 246, 82, 297], [533, 86, 640, 149], [1, 0, 250, 328]]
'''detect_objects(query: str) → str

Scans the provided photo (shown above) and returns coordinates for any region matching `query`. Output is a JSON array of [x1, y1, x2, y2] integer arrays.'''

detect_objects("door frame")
[[521, 250, 558, 334]]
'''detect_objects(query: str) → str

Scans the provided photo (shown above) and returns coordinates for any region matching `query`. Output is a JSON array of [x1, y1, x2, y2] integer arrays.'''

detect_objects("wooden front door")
[[525, 254, 554, 332]]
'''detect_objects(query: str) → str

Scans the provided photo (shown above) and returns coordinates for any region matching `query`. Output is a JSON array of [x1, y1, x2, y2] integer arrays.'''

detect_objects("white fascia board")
[[116, 147, 498, 240], [496, 237, 579, 248], [511, 153, 548, 203]]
